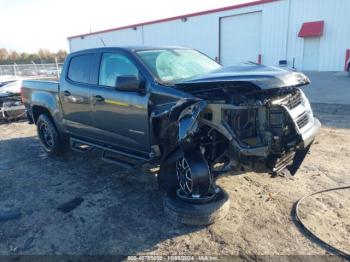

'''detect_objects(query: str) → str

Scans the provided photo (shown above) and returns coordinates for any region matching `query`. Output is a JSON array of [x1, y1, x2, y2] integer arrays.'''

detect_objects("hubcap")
[[176, 157, 193, 195], [40, 124, 54, 149]]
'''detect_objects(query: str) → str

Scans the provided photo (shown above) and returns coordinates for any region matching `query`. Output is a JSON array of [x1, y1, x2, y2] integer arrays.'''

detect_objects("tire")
[[163, 186, 230, 226], [158, 162, 179, 192], [158, 151, 211, 197], [36, 114, 69, 156]]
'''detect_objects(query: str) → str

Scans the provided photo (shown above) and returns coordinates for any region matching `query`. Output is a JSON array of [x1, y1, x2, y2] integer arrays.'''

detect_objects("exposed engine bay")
[[153, 71, 321, 179], [185, 86, 318, 176]]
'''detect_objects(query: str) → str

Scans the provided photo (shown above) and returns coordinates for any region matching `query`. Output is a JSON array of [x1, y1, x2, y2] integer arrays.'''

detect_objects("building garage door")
[[220, 12, 262, 66]]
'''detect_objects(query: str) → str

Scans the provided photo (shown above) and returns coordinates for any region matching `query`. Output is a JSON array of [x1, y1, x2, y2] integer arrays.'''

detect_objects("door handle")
[[63, 90, 71, 96], [93, 95, 105, 102]]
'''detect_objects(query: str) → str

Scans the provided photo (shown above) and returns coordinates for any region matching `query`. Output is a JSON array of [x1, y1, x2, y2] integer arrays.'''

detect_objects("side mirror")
[[115, 75, 143, 92]]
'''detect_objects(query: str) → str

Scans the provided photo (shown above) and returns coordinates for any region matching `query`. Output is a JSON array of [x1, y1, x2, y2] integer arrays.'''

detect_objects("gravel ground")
[[0, 105, 349, 260]]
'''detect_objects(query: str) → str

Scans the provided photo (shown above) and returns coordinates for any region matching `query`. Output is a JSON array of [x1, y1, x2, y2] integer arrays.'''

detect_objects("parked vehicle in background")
[[21, 46, 321, 225], [0, 79, 25, 121], [20, 69, 38, 77], [0, 79, 22, 94], [347, 58, 350, 76], [0, 75, 21, 88]]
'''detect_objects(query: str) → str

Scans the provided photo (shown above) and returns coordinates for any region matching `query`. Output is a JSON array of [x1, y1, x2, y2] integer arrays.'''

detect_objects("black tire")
[[36, 114, 69, 156], [158, 151, 211, 196], [163, 186, 230, 226], [158, 162, 179, 192]]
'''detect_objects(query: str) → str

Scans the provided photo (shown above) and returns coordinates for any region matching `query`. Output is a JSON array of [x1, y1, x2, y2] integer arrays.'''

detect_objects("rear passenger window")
[[68, 54, 94, 84]]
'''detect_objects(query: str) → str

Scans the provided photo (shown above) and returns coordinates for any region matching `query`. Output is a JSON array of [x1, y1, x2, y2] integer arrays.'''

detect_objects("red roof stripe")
[[298, 21, 325, 38], [67, 0, 279, 40]]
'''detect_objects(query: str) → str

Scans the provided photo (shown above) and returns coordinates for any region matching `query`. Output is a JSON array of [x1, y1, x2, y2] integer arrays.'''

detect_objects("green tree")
[[8, 51, 20, 62], [0, 48, 9, 61], [55, 49, 67, 62], [0, 48, 67, 64], [20, 52, 31, 64], [38, 48, 53, 63]]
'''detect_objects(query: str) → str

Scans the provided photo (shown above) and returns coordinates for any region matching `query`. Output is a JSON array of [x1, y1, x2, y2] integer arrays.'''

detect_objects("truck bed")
[[22, 80, 59, 92]]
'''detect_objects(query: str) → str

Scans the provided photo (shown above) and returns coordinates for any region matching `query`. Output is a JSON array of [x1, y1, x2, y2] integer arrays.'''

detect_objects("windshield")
[[136, 49, 221, 84]]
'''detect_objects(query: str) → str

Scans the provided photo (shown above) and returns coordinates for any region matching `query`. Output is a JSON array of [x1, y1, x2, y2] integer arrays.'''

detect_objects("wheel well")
[[32, 106, 53, 124]]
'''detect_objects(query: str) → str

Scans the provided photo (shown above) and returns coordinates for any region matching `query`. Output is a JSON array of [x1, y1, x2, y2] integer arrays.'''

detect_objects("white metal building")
[[68, 0, 350, 71]]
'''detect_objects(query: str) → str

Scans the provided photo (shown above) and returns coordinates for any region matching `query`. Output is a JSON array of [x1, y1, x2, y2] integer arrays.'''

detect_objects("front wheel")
[[36, 114, 69, 156], [158, 151, 212, 199]]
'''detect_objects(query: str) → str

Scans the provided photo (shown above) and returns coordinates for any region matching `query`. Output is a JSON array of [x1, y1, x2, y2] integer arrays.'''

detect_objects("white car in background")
[[0, 79, 22, 94], [0, 75, 21, 88]]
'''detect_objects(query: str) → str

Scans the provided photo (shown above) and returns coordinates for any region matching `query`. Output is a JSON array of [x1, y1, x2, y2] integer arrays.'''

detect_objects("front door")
[[90, 52, 150, 155]]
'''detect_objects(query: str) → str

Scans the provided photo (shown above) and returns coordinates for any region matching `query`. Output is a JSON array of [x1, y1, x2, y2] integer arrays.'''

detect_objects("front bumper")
[[269, 90, 320, 174], [279, 89, 321, 148], [301, 117, 321, 147], [269, 117, 320, 175]]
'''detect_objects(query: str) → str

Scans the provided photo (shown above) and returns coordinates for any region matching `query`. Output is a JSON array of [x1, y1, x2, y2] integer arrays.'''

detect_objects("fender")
[[30, 91, 66, 133]]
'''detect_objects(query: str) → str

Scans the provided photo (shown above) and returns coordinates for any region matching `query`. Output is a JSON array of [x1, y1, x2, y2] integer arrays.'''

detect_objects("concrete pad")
[[301, 71, 350, 105]]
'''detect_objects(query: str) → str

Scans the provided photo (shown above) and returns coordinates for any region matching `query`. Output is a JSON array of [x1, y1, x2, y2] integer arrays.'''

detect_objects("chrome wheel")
[[176, 157, 193, 195]]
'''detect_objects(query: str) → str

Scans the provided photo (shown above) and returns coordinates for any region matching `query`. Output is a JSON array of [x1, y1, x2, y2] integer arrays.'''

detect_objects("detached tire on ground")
[[36, 114, 69, 156], [163, 187, 230, 226]]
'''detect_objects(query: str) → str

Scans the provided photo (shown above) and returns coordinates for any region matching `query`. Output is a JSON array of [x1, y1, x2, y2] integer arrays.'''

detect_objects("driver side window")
[[99, 53, 139, 87]]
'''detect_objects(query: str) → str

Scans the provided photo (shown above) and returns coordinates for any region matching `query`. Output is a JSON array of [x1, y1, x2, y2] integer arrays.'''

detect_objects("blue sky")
[[0, 0, 253, 52]]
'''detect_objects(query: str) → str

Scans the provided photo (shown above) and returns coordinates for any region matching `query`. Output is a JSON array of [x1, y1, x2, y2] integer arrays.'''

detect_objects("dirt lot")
[[0, 104, 349, 259]]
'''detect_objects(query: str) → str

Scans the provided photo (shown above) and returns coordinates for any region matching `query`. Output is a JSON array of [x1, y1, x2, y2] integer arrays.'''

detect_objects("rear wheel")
[[36, 114, 69, 156]]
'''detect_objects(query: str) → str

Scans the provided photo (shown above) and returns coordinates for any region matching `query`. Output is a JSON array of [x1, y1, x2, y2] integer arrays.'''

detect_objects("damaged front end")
[[154, 66, 321, 179], [0, 93, 25, 122], [195, 88, 320, 176]]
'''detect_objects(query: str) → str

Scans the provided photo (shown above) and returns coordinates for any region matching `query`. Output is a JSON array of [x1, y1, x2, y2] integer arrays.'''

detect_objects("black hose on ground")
[[294, 185, 350, 260]]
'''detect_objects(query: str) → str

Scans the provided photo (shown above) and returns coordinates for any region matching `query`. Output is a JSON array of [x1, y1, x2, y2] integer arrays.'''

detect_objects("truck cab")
[[58, 48, 153, 158]]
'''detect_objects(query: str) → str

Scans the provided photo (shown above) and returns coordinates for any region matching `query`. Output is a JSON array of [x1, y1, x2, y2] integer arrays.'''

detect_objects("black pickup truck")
[[22, 46, 320, 225]]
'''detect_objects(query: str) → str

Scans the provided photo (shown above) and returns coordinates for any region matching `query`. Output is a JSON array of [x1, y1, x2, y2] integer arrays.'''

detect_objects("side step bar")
[[70, 137, 148, 170], [101, 151, 142, 170]]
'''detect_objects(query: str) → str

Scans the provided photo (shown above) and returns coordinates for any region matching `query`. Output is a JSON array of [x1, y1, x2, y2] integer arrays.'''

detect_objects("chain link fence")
[[0, 62, 64, 79]]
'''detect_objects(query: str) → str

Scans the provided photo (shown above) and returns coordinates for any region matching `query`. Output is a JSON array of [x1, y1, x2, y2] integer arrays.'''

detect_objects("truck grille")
[[285, 91, 302, 110], [296, 112, 309, 129]]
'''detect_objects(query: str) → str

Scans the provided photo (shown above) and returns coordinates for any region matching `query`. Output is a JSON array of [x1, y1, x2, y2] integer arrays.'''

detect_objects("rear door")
[[59, 53, 99, 137], [89, 51, 150, 155]]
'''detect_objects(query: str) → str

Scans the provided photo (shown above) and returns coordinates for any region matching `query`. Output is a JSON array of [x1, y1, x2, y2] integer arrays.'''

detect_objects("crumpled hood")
[[176, 64, 310, 90]]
